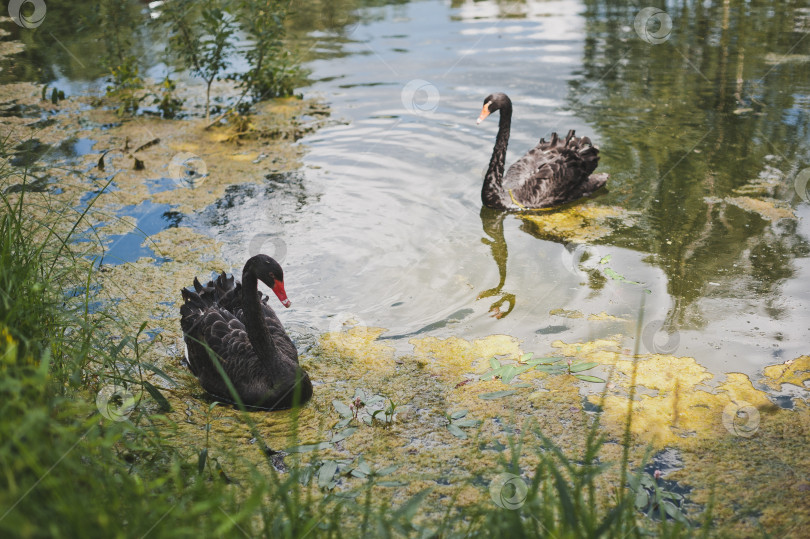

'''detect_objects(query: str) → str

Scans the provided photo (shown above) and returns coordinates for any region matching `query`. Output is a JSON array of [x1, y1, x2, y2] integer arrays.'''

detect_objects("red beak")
[[271, 280, 291, 308]]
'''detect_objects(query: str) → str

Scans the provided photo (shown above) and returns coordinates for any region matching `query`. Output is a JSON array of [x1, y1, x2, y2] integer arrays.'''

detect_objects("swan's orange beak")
[[272, 280, 291, 308], [476, 103, 491, 125]]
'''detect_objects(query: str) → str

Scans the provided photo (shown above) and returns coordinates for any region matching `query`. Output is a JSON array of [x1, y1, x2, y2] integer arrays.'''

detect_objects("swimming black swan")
[[180, 255, 313, 410], [476, 93, 608, 210]]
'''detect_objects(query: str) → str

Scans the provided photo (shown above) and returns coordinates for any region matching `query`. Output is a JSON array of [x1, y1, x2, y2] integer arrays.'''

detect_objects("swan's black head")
[[477, 93, 511, 124], [245, 254, 290, 308]]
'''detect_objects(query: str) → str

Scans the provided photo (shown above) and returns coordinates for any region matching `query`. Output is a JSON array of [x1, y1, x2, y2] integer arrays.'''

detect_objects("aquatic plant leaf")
[[534, 365, 567, 373], [377, 480, 408, 487], [526, 356, 564, 366], [574, 374, 606, 383], [479, 390, 518, 400], [333, 400, 352, 418], [454, 419, 482, 428], [447, 424, 467, 439], [376, 465, 398, 476], [330, 427, 357, 443], [600, 255, 612, 264], [286, 442, 332, 453], [318, 460, 338, 488], [520, 352, 534, 362], [568, 361, 599, 373], [142, 380, 171, 412], [662, 500, 688, 522], [489, 357, 500, 369], [635, 489, 649, 509], [603, 267, 643, 286], [511, 383, 533, 388], [450, 410, 467, 420], [334, 417, 352, 429]]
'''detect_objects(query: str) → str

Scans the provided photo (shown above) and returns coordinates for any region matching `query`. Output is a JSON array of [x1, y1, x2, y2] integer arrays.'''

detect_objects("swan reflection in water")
[[477, 207, 516, 319]]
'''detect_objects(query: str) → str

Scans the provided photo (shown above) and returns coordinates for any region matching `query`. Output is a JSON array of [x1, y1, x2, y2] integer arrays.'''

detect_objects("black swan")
[[180, 255, 313, 410], [476, 93, 608, 210]]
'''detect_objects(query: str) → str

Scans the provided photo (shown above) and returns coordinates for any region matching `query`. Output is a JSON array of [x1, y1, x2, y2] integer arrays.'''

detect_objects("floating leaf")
[[479, 390, 518, 400], [600, 255, 612, 265], [334, 417, 352, 429], [574, 374, 606, 383], [330, 427, 357, 443], [447, 424, 467, 439], [535, 365, 567, 373], [568, 361, 599, 373], [286, 442, 332, 453], [318, 460, 338, 488], [489, 357, 500, 369], [527, 357, 564, 366], [635, 489, 649, 509], [376, 465, 399, 476], [377, 480, 408, 487], [450, 410, 468, 420], [661, 500, 688, 522], [603, 267, 643, 286], [333, 400, 352, 418], [519, 352, 534, 362], [454, 419, 482, 428]]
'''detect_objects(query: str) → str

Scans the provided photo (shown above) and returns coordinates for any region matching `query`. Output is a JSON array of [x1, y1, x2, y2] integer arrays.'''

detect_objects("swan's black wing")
[[180, 288, 259, 400], [502, 130, 607, 209]]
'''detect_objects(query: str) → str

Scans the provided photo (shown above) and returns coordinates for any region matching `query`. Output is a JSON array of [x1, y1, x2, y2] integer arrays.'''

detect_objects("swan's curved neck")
[[482, 104, 511, 207], [241, 272, 281, 376]]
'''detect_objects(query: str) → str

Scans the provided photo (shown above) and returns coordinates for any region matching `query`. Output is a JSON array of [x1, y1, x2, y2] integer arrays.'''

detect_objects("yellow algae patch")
[[762, 355, 810, 391], [551, 335, 623, 362], [587, 311, 627, 322], [148, 226, 224, 264], [725, 196, 795, 221], [518, 204, 634, 243], [550, 308, 584, 319], [410, 334, 522, 382], [319, 326, 396, 373]]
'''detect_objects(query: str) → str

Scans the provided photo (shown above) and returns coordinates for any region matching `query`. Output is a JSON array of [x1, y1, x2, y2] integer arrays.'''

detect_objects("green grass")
[[0, 142, 707, 537]]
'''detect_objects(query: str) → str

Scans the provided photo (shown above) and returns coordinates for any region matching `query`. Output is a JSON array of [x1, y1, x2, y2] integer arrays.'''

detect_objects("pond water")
[[5, 0, 810, 382]]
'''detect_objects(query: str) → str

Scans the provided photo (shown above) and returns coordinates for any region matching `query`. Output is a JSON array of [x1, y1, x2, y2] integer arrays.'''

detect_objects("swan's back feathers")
[[502, 130, 606, 209]]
